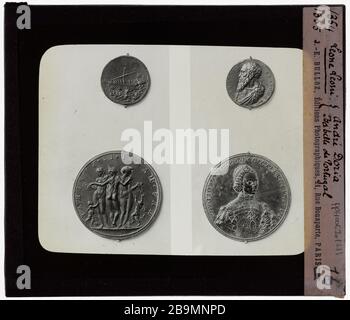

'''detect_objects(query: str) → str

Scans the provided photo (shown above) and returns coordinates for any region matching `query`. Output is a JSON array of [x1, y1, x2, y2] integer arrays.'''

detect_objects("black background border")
[[5, 3, 304, 297]]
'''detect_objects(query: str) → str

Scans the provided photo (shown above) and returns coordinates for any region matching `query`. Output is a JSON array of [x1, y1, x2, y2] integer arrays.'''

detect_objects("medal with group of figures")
[[73, 151, 162, 240], [203, 153, 291, 242]]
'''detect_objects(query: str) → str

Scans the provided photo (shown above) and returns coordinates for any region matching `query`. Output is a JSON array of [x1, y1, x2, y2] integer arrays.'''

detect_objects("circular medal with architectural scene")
[[226, 57, 275, 109], [202, 153, 290, 242], [73, 151, 162, 240]]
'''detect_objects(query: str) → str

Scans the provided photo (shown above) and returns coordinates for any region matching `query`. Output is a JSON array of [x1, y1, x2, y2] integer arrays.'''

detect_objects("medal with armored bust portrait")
[[202, 153, 291, 242]]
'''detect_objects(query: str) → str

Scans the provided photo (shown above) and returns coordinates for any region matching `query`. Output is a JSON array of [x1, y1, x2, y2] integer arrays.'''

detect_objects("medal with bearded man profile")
[[226, 57, 275, 109], [202, 153, 291, 242]]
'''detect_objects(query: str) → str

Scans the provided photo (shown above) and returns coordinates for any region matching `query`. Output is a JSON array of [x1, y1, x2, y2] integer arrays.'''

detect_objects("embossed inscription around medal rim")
[[73, 151, 162, 241], [202, 153, 291, 242]]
